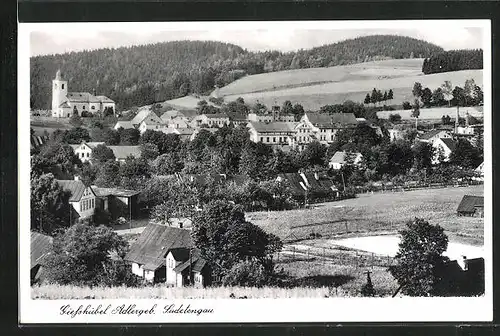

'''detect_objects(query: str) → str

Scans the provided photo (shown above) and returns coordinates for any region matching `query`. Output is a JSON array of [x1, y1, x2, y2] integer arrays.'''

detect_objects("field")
[[249, 185, 484, 246], [216, 58, 483, 110], [377, 106, 484, 120], [30, 116, 119, 136]]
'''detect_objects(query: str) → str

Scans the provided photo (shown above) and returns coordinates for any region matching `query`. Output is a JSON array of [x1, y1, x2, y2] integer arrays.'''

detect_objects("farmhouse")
[[457, 195, 484, 217], [125, 223, 210, 285], [51, 70, 115, 118], [57, 179, 96, 221], [296, 112, 358, 148], [71, 141, 141, 163], [419, 129, 453, 144], [130, 108, 163, 127], [191, 114, 230, 128], [92, 186, 140, 220], [329, 151, 363, 170], [31, 231, 53, 284], [431, 137, 457, 164], [247, 121, 298, 149]]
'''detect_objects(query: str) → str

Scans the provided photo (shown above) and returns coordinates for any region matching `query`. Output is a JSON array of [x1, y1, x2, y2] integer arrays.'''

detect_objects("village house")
[[328, 151, 364, 170], [247, 121, 298, 149], [431, 137, 457, 164], [276, 172, 338, 203], [92, 186, 140, 220], [57, 179, 97, 222], [162, 115, 191, 129], [162, 127, 196, 142], [125, 224, 210, 286], [419, 129, 453, 145], [31, 231, 53, 284], [113, 120, 134, 130], [71, 141, 141, 163], [51, 70, 115, 118], [457, 195, 484, 217], [388, 128, 405, 142], [191, 113, 230, 128], [295, 112, 358, 149]]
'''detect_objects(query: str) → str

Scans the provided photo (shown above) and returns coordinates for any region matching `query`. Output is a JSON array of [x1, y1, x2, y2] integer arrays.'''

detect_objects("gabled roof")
[[169, 248, 191, 262], [73, 142, 105, 150], [31, 231, 53, 268], [439, 138, 457, 152], [56, 179, 94, 202], [91, 186, 140, 198], [114, 121, 135, 129], [457, 195, 484, 213], [305, 112, 357, 128], [420, 129, 450, 140], [125, 224, 194, 270], [107, 146, 141, 160], [173, 249, 207, 273], [329, 151, 363, 165], [277, 173, 307, 196], [131, 109, 157, 125], [59, 101, 71, 108], [94, 95, 114, 103], [160, 110, 185, 121], [249, 121, 297, 133], [302, 172, 337, 194], [67, 92, 101, 103]]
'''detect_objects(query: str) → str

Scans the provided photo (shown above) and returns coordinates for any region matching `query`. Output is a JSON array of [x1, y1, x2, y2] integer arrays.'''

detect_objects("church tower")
[[52, 69, 68, 116]]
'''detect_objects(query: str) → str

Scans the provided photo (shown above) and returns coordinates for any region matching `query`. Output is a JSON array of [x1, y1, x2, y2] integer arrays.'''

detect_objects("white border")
[[19, 20, 492, 324]]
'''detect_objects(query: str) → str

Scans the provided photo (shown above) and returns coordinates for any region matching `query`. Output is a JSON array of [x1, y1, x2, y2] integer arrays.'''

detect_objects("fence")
[[355, 180, 483, 195], [274, 244, 395, 269]]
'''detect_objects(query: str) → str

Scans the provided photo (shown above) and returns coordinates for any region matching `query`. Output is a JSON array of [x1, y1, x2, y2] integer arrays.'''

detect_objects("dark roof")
[[169, 248, 191, 262], [56, 180, 92, 202], [31, 231, 53, 268], [457, 195, 484, 213], [173, 249, 207, 273], [67, 92, 101, 103], [92, 186, 140, 198], [278, 173, 307, 196], [306, 112, 357, 128], [420, 129, 447, 140], [302, 172, 337, 194], [249, 121, 297, 133], [125, 224, 194, 270], [440, 138, 457, 152]]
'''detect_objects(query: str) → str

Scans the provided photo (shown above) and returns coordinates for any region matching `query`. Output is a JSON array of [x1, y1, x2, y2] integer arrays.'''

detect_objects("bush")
[[222, 259, 269, 287], [388, 113, 402, 123], [402, 101, 412, 110]]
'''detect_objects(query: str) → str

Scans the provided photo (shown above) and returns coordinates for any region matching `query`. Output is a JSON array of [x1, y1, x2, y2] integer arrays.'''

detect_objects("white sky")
[[29, 21, 485, 56]]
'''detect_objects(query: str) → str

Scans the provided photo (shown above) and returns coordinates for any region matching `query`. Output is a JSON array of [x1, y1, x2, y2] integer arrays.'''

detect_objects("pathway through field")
[[330, 235, 484, 260]]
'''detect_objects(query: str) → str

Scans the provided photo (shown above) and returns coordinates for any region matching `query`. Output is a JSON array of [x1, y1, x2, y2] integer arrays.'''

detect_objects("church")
[[51, 69, 116, 118]]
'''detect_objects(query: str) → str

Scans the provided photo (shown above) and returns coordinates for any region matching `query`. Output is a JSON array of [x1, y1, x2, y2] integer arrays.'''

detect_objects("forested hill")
[[31, 35, 445, 111]]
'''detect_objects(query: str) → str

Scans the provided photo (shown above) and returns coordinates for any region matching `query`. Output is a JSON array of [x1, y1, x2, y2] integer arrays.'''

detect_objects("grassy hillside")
[[221, 67, 483, 110], [249, 185, 484, 246]]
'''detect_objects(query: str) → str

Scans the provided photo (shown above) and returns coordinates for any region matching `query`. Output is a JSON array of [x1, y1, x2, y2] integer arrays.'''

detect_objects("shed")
[[457, 195, 484, 217], [92, 186, 140, 219]]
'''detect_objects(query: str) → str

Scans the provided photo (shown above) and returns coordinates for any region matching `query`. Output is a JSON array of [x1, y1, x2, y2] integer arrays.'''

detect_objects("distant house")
[[71, 141, 105, 163], [419, 129, 452, 144], [191, 113, 230, 128], [329, 151, 363, 170], [138, 118, 166, 134], [31, 231, 53, 284], [160, 110, 185, 121], [162, 115, 190, 129], [475, 162, 484, 177], [71, 141, 141, 163], [125, 224, 210, 285], [92, 186, 140, 220], [431, 137, 457, 164], [162, 127, 195, 142], [166, 248, 211, 288], [113, 120, 134, 130], [276, 172, 338, 202], [247, 121, 297, 149], [296, 112, 358, 149], [457, 195, 484, 217], [227, 112, 249, 126], [57, 179, 96, 221], [247, 113, 274, 123], [130, 109, 163, 128]]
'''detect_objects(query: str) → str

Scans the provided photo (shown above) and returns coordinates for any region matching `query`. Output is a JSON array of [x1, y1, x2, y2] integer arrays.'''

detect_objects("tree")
[[371, 88, 379, 106], [432, 88, 447, 107], [364, 93, 371, 105], [91, 144, 116, 164], [388, 114, 402, 123], [62, 127, 91, 144], [191, 201, 282, 284], [31, 173, 71, 235], [388, 89, 394, 102], [412, 82, 423, 100], [38, 142, 82, 175], [291, 103, 305, 121], [69, 114, 83, 128], [402, 101, 412, 110], [361, 271, 376, 297], [281, 100, 293, 116], [140, 143, 160, 161], [94, 161, 121, 187], [43, 224, 136, 286], [389, 218, 449, 296], [119, 128, 140, 145], [421, 87, 432, 107], [411, 99, 421, 128], [449, 138, 482, 169], [412, 141, 434, 172], [153, 152, 184, 175], [300, 141, 327, 168], [441, 81, 453, 107]]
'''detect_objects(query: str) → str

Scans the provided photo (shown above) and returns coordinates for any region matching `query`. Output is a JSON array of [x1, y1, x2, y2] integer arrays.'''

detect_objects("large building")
[[51, 70, 115, 118]]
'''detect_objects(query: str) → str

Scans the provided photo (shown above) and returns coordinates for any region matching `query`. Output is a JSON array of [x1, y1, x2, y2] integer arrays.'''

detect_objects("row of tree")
[[422, 49, 483, 74], [364, 88, 394, 106]]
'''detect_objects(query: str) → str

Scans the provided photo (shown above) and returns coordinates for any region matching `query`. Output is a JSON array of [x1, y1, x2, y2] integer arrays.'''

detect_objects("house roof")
[[59, 101, 71, 108], [277, 173, 307, 196], [131, 109, 154, 125], [249, 121, 297, 133], [172, 249, 207, 273], [203, 113, 229, 119], [91, 186, 140, 198], [31, 231, 53, 268], [160, 110, 184, 121], [457, 195, 484, 213], [107, 146, 141, 160], [329, 151, 362, 165], [439, 138, 457, 152], [125, 224, 194, 270], [169, 248, 191, 262], [306, 112, 357, 128], [94, 95, 114, 103], [420, 129, 449, 140], [476, 162, 484, 172], [114, 121, 134, 129], [73, 142, 105, 150], [67, 92, 101, 103], [56, 179, 93, 202], [302, 172, 337, 194]]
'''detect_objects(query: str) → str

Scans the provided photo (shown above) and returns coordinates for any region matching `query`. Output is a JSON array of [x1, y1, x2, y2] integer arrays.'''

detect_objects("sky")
[[29, 22, 485, 57]]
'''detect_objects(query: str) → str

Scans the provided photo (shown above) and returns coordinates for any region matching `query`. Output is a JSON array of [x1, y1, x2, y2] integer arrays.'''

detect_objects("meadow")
[[249, 185, 484, 246], [217, 58, 482, 110]]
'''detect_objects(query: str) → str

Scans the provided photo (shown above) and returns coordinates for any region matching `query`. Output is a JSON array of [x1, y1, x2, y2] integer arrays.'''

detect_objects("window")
[[260, 137, 263, 142], [266, 137, 269, 142], [91, 198, 94, 209], [273, 137, 276, 143], [91, 106, 95, 110], [62, 84, 65, 89], [80, 202, 82, 212], [82, 106, 86, 110], [87, 153, 89, 158]]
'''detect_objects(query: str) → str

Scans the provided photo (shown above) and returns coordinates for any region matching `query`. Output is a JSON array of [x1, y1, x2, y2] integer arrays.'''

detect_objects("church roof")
[[94, 95, 114, 103], [67, 92, 101, 103], [59, 101, 71, 108]]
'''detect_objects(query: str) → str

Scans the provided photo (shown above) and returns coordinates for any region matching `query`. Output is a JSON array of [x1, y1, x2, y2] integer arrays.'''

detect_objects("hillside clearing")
[[249, 186, 484, 246]]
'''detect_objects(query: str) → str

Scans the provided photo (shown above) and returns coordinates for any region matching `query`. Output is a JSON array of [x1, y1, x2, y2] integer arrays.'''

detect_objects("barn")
[[456, 195, 484, 217]]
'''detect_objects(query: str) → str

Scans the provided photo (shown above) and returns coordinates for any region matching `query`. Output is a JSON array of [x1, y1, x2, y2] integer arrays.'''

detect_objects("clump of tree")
[[389, 218, 449, 296], [43, 224, 139, 287], [422, 49, 483, 74], [191, 200, 283, 286], [364, 88, 394, 107]]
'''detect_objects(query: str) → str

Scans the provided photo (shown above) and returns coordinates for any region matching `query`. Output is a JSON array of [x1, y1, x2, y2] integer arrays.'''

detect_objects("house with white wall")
[[191, 114, 230, 128], [71, 141, 141, 163], [57, 179, 96, 222], [431, 137, 457, 164], [328, 151, 364, 170], [247, 121, 298, 149]]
